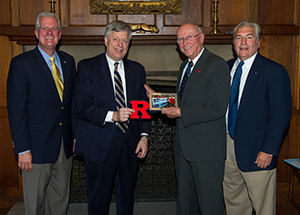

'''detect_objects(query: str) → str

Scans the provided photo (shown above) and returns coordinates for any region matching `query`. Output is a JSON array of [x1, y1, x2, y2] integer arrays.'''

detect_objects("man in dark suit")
[[7, 12, 77, 215], [161, 23, 230, 215], [223, 21, 292, 215], [74, 20, 150, 215]]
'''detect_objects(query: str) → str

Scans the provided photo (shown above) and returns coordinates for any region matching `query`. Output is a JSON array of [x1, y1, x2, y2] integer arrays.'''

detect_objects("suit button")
[[59, 122, 62, 126], [61, 106, 64, 109]]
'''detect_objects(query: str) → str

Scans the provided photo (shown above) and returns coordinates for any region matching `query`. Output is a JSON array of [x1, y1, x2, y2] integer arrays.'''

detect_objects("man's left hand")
[[255, 151, 272, 169], [161, 107, 181, 119], [135, 137, 148, 159]]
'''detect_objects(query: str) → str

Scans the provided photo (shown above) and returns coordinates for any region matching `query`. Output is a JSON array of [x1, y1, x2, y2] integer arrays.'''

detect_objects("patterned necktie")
[[50, 57, 64, 101], [228, 61, 244, 138], [114, 62, 129, 133], [179, 61, 194, 99]]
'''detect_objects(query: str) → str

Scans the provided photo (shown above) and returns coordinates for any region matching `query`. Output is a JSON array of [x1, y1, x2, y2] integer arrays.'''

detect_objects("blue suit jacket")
[[228, 53, 292, 171], [7, 47, 77, 163], [74, 53, 150, 164]]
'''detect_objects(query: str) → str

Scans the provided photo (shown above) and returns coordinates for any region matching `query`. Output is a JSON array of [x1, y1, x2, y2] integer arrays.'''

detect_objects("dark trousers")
[[85, 129, 139, 215], [175, 143, 225, 215]]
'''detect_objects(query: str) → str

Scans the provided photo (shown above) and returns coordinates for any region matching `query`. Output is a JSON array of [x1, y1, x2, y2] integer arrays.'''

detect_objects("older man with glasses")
[[161, 23, 230, 215]]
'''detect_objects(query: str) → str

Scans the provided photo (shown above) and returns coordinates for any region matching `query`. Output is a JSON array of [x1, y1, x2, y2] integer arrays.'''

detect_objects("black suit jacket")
[[228, 53, 292, 171], [7, 47, 77, 163], [74, 53, 150, 164]]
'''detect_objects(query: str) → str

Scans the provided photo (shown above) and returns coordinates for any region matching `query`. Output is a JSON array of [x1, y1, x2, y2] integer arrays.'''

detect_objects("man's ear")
[[58, 31, 62, 40], [34, 30, 39, 40], [104, 36, 108, 46]]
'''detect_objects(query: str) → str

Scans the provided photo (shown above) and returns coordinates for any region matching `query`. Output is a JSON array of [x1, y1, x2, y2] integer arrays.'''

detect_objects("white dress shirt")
[[226, 52, 258, 130], [105, 54, 127, 122]]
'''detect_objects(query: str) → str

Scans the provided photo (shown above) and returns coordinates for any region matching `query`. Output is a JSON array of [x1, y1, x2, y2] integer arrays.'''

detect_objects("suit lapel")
[[123, 59, 133, 107], [99, 55, 117, 107], [237, 54, 262, 117], [34, 47, 60, 100], [57, 51, 69, 101], [177, 60, 187, 92], [180, 48, 210, 102]]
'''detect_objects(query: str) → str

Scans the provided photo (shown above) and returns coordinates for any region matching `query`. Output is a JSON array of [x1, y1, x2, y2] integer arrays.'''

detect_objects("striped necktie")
[[179, 61, 194, 99], [114, 62, 129, 133], [228, 61, 244, 138], [50, 57, 64, 101]]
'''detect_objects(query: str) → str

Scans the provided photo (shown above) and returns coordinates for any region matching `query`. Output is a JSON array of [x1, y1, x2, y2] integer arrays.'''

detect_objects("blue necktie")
[[114, 62, 128, 133], [228, 61, 244, 139], [179, 61, 194, 99]]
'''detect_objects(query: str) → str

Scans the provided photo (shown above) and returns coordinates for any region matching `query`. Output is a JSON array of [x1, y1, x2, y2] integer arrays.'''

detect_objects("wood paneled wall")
[[0, 0, 299, 204]]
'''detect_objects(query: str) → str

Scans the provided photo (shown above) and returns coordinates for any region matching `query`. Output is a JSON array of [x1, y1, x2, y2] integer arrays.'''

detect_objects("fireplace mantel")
[[1, 25, 298, 45]]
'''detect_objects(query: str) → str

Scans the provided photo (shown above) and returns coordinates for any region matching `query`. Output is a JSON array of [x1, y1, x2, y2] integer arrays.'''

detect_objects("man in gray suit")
[[162, 23, 230, 215]]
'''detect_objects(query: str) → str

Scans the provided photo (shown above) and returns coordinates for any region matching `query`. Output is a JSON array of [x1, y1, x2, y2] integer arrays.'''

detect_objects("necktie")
[[228, 61, 244, 138], [50, 57, 64, 101], [114, 62, 129, 133], [179, 61, 194, 99]]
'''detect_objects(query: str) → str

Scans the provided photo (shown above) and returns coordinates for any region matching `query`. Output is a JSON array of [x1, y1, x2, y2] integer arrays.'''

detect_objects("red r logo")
[[130, 101, 151, 119]]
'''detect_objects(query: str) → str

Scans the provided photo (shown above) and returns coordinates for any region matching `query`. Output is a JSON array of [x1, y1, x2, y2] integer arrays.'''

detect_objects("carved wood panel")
[[259, 0, 296, 25], [69, 0, 107, 26], [164, 0, 203, 26], [218, 0, 249, 26], [0, 37, 20, 199], [20, 0, 58, 25], [0, 37, 12, 107], [0, 0, 11, 25]]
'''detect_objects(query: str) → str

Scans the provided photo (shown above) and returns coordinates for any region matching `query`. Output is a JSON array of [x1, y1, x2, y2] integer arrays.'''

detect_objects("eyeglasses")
[[177, 33, 202, 43]]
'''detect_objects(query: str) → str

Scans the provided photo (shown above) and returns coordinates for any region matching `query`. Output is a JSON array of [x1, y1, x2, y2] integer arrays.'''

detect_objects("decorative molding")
[[89, 0, 182, 14], [0, 25, 298, 45]]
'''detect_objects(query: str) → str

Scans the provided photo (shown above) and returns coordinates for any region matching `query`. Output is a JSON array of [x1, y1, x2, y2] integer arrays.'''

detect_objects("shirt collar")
[[189, 47, 205, 65], [105, 54, 124, 70], [237, 51, 258, 69], [38, 45, 59, 62]]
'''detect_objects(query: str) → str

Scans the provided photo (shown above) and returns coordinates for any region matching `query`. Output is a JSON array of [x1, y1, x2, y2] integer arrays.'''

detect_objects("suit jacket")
[[228, 53, 292, 172], [7, 47, 77, 164], [74, 53, 150, 164], [175, 48, 230, 161]]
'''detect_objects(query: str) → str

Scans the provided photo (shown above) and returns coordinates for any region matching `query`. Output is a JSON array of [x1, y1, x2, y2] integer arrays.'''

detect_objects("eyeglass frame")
[[176, 32, 202, 43]]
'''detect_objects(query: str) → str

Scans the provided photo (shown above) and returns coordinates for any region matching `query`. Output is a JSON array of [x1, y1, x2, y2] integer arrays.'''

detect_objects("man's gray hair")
[[35, 12, 61, 31], [105, 20, 132, 41], [233, 20, 261, 42]]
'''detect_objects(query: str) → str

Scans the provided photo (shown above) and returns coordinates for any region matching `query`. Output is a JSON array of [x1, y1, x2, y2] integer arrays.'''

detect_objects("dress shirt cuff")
[[105, 111, 114, 123], [141, 133, 149, 137], [19, 150, 30, 155]]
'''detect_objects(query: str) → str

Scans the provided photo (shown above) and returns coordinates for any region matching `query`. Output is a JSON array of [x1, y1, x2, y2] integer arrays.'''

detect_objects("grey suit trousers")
[[22, 142, 73, 215], [175, 142, 225, 215]]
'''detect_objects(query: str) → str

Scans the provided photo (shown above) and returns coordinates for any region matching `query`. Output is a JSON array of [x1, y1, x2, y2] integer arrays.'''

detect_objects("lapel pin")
[[197, 70, 200, 73]]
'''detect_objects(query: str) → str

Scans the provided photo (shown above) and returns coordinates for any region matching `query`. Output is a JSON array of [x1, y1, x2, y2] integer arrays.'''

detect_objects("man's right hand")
[[18, 151, 32, 172], [113, 108, 135, 122]]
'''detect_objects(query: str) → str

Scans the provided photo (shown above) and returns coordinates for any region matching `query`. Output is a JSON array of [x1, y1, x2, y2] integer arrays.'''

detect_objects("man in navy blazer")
[[223, 21, 292, 215], [7, 12, 77, 214], [74, 20, 150, 215]]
